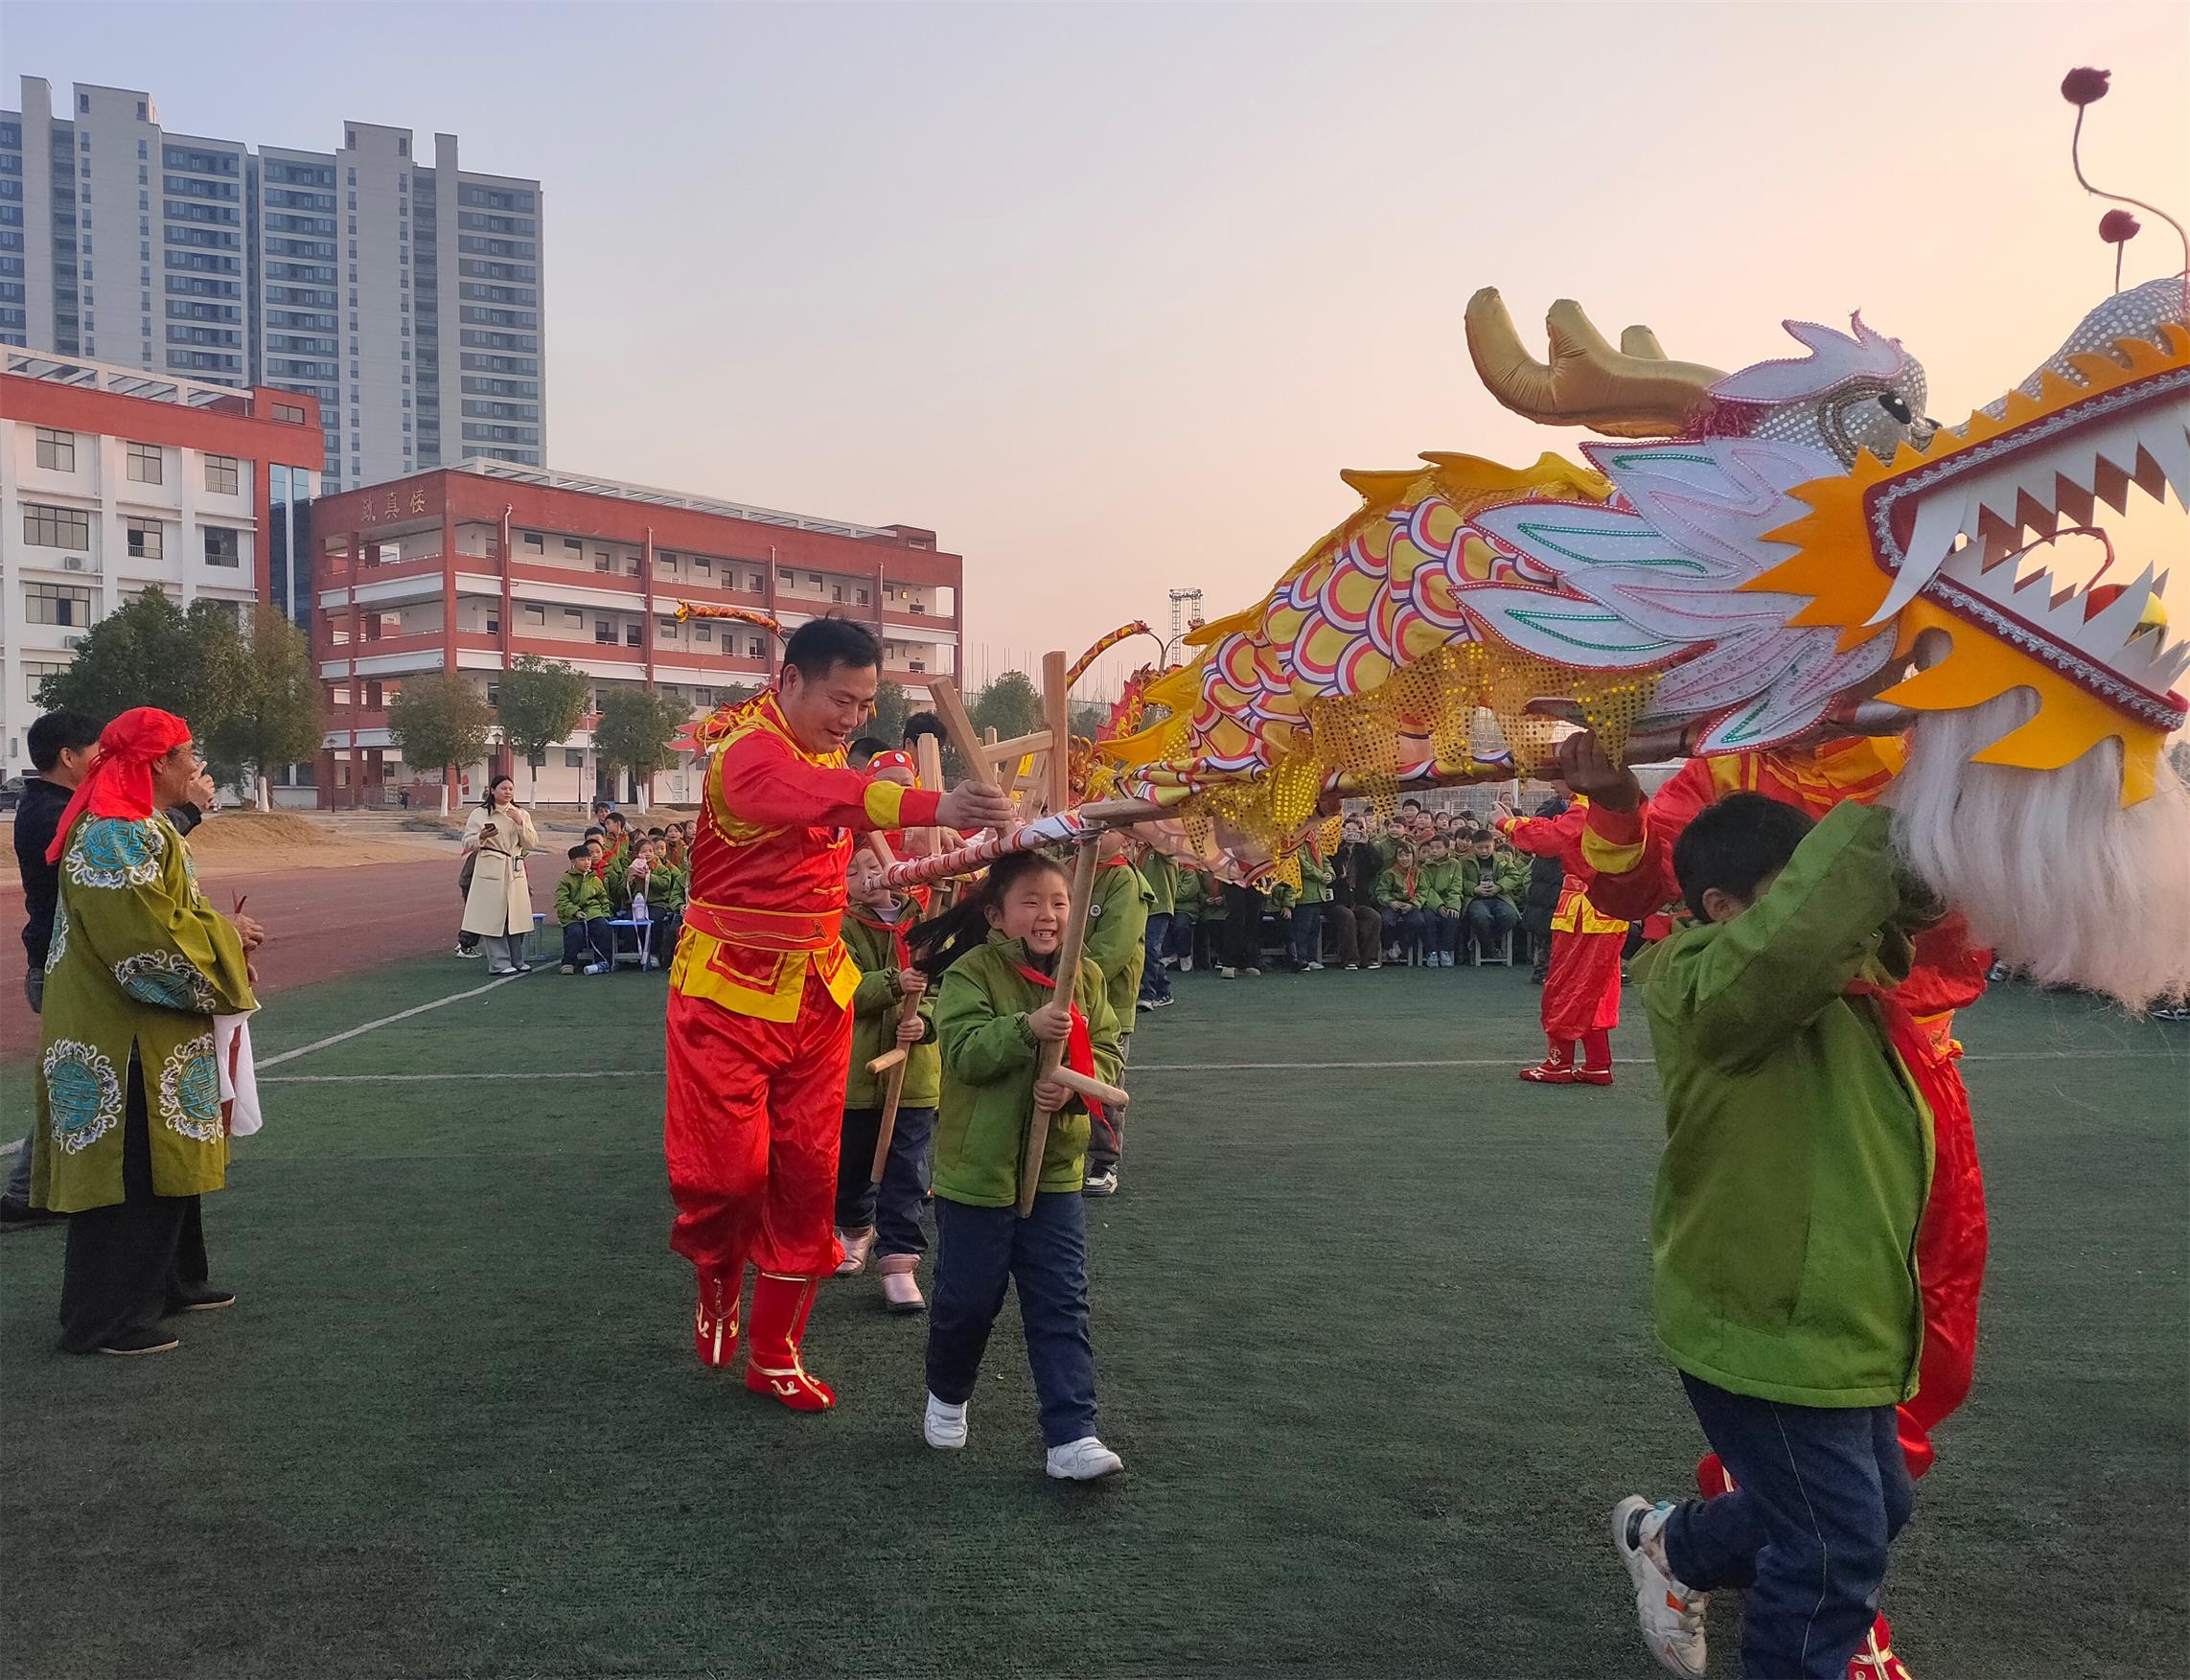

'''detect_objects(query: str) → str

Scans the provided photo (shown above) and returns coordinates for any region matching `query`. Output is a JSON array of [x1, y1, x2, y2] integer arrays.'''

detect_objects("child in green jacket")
[[1614, 797, 1932, 1680], [1288, 848, 1332, 970], [1374, 841, 1430, 965], [1458, 834, 1526, 964], [833, 849, 939, 1311], [553, 846, 612, 974], [909, 850, 1126, 1482], [1417, 836, 1466, 967]]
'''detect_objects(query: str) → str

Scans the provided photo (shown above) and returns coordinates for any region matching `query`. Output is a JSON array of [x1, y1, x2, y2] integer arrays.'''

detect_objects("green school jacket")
[[934, 933, 1123, 1208], [1294, 855, 1333, 905], [1416, 857, 1465, 910], [33, 814, 257, 1213], [555, 869, 611, 925], [1459, 852, 1529, 909], [1170, 868, 1204, 916], [1082, 860, 1153, 1026], [1639, 802, 1933, 1409], [1373, 863, 1424, 909], [842, 905, 939, 1110], [1140, 850, 1179, 916]]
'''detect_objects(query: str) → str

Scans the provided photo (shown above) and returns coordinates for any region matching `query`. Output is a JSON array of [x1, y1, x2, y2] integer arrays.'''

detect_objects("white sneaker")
[[1612, 1496, 1708, 1679], [1217, 966, 1237, 979], [924, 1392, 968, 1450], [1178, 956, 1193, 973], [1045, 1436, 1124, 1480], [1303, 960, 1325, 971]]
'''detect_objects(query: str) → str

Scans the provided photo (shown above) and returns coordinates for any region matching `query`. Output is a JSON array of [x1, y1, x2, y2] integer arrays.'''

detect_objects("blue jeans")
[[560, 918, 611, 966], [926, 1193, 1098, 1447], [1425, 909, 1463, 958], [834, 1105, 935, 1256], [1464, 896, 1519, 957], [1289, 902, 1325, 965], [1140, 912, 1174, 1001], [1663, 1373, 1914, 1680], [1381, 907, 1428, 960]]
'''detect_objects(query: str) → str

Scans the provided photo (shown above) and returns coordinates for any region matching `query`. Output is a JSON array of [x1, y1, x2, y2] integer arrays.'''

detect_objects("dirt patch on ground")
[[180, 810, 447, 869]]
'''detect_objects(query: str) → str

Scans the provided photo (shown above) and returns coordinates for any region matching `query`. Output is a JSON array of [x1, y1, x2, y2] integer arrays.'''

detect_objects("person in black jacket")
[[1329, 815, 1386, 971], [1519, 793, 1569, 983], [3, 710, 212, 1231]]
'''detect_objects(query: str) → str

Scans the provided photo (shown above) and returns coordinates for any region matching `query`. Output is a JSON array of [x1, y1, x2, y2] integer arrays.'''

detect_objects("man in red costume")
[[665, 619, 1011, 1411], [1558, 730, 1988, 1680], [1493, 797, 1627, 1086]]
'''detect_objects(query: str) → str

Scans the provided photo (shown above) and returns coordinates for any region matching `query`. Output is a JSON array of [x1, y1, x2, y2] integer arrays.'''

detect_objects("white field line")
[[256, 973, 527, 1070], [255, 1046, 2177, 1083]]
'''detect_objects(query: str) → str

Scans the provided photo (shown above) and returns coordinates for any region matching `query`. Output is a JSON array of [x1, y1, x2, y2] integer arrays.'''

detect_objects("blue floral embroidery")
[[114, 951, 219, 1013], [161, 1032, 222, 1142], [45, 896, 68, 974], [65, 817, 166, 890], [43, 1039, 122, 1155]]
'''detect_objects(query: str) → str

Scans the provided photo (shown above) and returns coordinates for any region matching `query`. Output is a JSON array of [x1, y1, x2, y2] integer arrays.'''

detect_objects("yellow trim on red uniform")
[[1580, 827, 1647, 875], [1552, 883, 1628, 935], [671, 930, 859, 1022], [862, 778, 907, 830]]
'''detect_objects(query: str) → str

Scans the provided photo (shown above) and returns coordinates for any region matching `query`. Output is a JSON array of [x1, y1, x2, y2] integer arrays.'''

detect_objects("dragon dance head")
[[1098, 276, 2190, 1003]]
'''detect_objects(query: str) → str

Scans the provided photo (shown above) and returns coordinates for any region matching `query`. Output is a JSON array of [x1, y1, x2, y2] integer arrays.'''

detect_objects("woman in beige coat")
[[460, 773, 539, 974]]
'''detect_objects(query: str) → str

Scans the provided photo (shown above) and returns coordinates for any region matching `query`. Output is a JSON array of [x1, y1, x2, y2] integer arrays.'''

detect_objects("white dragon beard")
[[1889, 691, 2190, 1010]]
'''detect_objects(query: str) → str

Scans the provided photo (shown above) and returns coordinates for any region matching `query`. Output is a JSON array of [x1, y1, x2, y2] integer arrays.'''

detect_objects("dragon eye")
[[1878, 392, 1913, 425]]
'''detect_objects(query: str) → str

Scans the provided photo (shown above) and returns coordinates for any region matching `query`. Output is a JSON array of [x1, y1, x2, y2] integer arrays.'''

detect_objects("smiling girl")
[[908, 851, 1126, 1481]]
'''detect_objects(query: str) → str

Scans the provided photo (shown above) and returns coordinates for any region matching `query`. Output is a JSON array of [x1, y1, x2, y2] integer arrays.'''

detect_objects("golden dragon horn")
[[1464, 288, 1726, 439]]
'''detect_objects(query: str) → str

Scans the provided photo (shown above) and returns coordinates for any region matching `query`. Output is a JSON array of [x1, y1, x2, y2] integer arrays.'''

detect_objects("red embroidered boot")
[[1848, 1615, 1911, 1680], [693, 1268, 739, 1369], [1575, 1029, 1615, 1086], [1520, 1038, 1577, 1084], [744, 1272, 836, 1411], [1696, 1453, 1735, 1499]]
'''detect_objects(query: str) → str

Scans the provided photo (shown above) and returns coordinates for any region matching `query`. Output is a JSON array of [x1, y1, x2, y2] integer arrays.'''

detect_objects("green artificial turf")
[[0, 957, 2183, 1678]]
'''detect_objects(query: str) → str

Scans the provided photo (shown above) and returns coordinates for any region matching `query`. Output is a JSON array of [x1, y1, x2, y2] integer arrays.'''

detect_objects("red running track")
[[0, 856, 518, 1061]]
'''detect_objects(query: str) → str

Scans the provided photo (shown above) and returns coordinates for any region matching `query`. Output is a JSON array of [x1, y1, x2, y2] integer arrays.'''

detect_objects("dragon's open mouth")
[[1879, 345, 2190, 728], [1761, 325, 2190, 738]]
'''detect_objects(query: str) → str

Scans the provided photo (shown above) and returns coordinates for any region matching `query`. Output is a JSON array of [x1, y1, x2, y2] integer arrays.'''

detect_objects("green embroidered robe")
[[32, 813, 258, 1212]]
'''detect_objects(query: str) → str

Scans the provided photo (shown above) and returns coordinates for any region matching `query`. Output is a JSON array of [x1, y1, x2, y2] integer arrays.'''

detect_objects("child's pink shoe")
[[876, 1253, 925, 1315], [834, 1227, 874, 1277]]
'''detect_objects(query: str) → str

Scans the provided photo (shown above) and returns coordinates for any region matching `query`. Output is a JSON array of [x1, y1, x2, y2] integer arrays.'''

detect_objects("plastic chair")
[[606, 918, 653, 971]]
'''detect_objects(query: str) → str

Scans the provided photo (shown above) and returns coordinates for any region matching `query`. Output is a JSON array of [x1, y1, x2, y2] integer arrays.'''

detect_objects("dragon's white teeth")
[[2077, 566, 2157, 653], [1870, 482, 1976, 623], [2141, 418, 2190, 511]]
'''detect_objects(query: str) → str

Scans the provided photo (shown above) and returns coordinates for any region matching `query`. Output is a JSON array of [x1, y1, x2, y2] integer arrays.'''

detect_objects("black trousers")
[[57, 1055, 209, 1353], [1221, 884, 1261, 969]]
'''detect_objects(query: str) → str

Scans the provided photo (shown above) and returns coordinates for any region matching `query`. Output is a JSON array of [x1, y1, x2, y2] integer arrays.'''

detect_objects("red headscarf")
[[45, 707, 194, 863]]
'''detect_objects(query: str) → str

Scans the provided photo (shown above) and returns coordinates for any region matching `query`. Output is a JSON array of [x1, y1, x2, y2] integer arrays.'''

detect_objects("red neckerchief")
[[1013, 957, 1104, 1122], [851, 903, 913, 972], [1400, 864, 1417, 897]]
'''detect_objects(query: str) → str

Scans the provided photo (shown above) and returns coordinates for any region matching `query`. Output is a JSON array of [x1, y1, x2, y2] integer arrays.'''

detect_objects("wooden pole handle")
[[924, 679, 993, 793], [869, 985, 921, 1185], [1020, 836, 1100, 1216], [1051, 1065, 1129, 1112], [865, 1047, 908, 1076]]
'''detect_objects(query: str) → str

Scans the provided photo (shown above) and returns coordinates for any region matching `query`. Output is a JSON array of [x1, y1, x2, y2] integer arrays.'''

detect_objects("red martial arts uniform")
[[1577, 737, 1990, 1482], [664, 692, 941, 1409], [1497, 801, 1627, 1085]]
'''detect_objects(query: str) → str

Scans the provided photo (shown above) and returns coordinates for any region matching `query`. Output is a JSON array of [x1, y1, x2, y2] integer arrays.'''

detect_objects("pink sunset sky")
[[8, 1, 2186, 698]]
